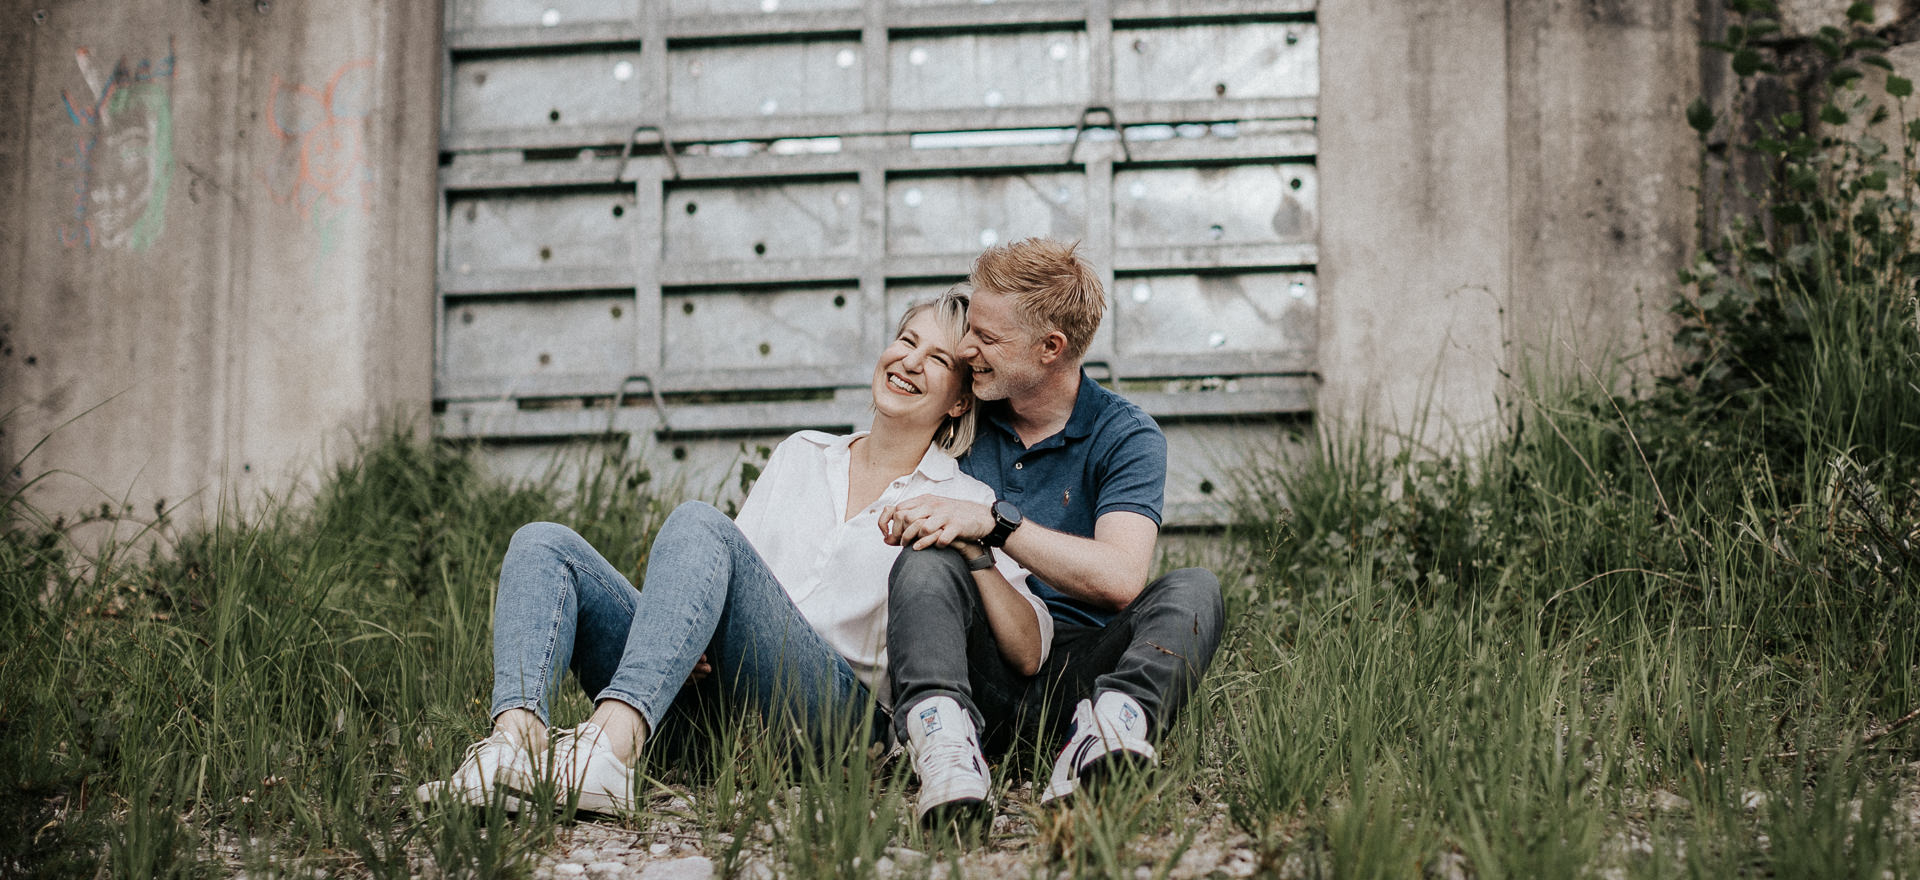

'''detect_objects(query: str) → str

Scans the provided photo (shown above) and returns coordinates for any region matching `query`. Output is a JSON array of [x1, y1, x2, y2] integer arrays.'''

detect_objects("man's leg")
[[1030, 567, 1224, 800], [886, 546, 1030, 820]]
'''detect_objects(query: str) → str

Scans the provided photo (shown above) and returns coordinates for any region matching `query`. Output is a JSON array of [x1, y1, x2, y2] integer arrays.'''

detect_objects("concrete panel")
[[0, 0, 440, 530], [450, 49, 644, 137], [451, 0, 642, 30], [1114, 22, 1318, 104], [664, 179, 860, 262], [662, 285, 863, 372], [886, 172, 1085, 256], [674, 0, 859, 15], [669, 39, 864, 120], [1316, 0, 1511, 450], [1114, 164, 1317, 249], [447, 189, 635, 275], [890, 31, 1089, 112], [1505, 0, 1695, 379], [444, 294, 637, 391], [1112, 272, 1315, 359]]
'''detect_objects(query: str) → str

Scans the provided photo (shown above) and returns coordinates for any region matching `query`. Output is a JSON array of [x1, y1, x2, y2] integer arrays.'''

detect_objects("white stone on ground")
[[638, 856, 715, 880]]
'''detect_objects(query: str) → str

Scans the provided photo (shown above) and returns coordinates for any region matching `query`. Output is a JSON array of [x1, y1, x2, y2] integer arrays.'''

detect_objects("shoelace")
[[919, 735, 983, 778]]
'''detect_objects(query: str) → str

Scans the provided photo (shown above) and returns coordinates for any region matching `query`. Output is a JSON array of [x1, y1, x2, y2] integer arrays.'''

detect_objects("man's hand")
[[877, 495, 994, 550]]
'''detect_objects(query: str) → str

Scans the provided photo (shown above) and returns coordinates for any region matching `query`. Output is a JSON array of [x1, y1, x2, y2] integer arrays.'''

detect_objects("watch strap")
[[964, 550, 995, 571]]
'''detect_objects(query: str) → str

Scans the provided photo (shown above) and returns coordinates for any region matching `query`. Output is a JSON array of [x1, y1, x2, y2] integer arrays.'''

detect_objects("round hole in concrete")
[[685, 201, 698, 215], [539, 246, 553, 261], [753, 242, 767, 256], [758, 342, 772, 356], [833, 295, 846, 308], [682, 301, 695, 315], [461, 310, 475, 325], [1199, 479, 1215, 495], [611, 204, 624, 218], [538, 352, 552, 366], [672, 446, 688, 461], [610, 305, 624, 319], [1289, 177, 1303, 191], [548, 109, 561, 122], [1213, 82, 1227, 97]]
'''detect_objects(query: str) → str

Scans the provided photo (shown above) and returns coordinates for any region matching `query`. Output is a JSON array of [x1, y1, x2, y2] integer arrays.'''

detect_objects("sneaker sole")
[[413, 780, 537, 815], [917, 796, 990, 828]]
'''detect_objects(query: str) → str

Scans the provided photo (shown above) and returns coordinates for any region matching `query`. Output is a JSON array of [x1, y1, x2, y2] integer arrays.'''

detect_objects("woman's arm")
[[951, 538, 1044, 676]]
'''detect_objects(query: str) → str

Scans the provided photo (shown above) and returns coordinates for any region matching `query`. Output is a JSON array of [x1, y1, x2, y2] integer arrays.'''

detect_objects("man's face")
[[959, 287, 1048, 403]]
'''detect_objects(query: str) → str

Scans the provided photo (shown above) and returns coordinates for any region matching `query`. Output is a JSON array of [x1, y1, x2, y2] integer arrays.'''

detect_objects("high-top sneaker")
[[1039, 691, 1158, 804], [904, 696, 990, 823]]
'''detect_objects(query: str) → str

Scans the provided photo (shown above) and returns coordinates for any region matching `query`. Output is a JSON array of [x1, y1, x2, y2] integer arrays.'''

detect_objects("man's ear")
[[1035, 330, 1069, 365]]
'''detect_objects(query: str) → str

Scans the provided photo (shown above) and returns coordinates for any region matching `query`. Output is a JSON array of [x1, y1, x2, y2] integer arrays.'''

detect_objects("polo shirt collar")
[[983, 369, 1103, 446]]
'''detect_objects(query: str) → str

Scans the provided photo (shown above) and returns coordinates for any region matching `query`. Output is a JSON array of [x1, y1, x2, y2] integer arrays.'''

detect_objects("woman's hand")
[[877, 496, 993, 549]]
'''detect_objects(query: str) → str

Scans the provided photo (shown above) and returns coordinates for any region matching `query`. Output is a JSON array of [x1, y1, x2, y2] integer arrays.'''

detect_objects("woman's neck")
[[859, 415, 937, 478]]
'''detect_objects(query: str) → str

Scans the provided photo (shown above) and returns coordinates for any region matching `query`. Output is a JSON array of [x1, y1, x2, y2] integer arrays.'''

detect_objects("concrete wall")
[[0, 0, 439, 535], [1319, 0, 1702, 451]]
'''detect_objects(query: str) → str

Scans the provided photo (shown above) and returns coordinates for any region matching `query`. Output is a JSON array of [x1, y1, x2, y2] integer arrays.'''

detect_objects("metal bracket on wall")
[[1065, 106, 1130, 166], [615, 124, 681, 183], [610, 374, 672, 434]]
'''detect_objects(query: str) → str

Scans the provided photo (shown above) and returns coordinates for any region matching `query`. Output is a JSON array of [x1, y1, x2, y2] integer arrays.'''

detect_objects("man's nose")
[[958, 335, 981, 360]]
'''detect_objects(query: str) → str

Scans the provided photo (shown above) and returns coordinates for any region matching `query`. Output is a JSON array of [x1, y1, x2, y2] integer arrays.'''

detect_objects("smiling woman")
[[417, 286, 1051, 820]]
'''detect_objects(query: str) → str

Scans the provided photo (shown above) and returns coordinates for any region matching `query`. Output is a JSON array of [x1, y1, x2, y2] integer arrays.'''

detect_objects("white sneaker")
[[904, 696, 990, 822], [415, 729, 537, 812], [551, 720, 636, 816], [1039, 692, 1157, 804]]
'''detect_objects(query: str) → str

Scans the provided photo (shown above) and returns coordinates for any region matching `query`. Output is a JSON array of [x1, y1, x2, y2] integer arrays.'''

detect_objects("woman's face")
[[871, 308, 971, 431]]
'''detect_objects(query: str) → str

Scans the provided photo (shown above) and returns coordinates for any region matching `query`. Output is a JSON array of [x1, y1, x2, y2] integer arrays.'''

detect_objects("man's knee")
[[887, 545, 971, 599], [1139, 568, 1225, 637]]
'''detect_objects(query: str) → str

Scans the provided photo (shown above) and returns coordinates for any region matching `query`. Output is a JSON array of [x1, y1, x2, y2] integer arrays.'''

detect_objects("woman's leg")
[[598, 501, 875, 753], [488, 520, 649, 736]]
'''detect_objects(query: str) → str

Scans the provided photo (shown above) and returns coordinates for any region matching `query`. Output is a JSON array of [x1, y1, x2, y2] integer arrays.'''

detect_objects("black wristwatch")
[[983, 499, 1023, 547]]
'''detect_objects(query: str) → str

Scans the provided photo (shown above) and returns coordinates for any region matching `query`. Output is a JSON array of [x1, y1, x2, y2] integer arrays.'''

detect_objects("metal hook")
[[610, 374, 672, 435], [616, 124, 680, 183], [1065, 106, 1130, 165]]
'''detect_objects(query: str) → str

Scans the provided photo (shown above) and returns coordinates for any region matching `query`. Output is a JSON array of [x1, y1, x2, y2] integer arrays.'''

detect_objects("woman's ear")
[[946, 396, 973, 419]]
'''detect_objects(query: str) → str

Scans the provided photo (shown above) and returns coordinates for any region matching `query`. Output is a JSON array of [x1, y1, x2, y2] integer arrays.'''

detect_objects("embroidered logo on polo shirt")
[[1063, 489, 1071, 507]]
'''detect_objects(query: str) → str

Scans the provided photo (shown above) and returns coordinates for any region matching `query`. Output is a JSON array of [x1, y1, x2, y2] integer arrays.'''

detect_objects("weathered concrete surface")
[[1319, 0, 1701, 451], [0, 1, 439, 533]]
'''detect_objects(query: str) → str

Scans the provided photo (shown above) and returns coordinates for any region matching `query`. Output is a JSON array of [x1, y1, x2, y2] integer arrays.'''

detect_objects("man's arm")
[[879, 499, 1158, 612]]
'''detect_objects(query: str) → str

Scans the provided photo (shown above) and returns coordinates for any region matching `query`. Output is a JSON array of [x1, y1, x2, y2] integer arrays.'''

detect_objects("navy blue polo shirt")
[[959, 371, 1166, 628]]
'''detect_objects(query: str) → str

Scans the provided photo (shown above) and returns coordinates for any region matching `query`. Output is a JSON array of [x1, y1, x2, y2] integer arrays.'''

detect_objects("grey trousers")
[[885, 546, 1225, 752]]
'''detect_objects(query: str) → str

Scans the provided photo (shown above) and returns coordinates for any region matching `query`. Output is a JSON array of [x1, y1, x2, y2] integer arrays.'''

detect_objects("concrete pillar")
[[1319, 0, 1700, 452], [1318, 0, 1514, 450], [0, 0, 439, 536]]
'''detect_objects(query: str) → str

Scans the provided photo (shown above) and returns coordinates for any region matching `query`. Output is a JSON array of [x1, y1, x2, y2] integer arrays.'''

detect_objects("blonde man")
[[880, 238, 1225, 821]]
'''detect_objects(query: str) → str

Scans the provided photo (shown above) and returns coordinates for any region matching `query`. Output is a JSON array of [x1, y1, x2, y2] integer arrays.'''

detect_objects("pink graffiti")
[[261, 59, 375, 220]]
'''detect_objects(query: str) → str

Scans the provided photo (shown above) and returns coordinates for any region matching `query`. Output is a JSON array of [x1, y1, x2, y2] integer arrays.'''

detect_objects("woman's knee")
[[509, 521, 588, 558]]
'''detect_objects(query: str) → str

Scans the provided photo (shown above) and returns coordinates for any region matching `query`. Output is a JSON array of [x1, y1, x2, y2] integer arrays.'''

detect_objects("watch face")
[[993, 500, 1022, 527]]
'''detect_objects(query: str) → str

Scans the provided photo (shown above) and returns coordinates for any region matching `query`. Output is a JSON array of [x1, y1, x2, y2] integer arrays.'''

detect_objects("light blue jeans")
[[489, 501, 879, 752]]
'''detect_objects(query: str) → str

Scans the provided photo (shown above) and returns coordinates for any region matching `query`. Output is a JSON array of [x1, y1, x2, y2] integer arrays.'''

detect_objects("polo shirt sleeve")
[[1092, 413, 1168, 526]]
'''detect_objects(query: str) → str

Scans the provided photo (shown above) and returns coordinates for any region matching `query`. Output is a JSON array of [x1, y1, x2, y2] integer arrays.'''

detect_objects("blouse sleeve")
[[732, 435, 798, 547]]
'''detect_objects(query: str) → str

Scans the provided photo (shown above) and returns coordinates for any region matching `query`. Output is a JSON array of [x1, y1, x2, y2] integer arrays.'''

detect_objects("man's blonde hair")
[[894, 285, 978, 456], [969, 237, 1105, 362]]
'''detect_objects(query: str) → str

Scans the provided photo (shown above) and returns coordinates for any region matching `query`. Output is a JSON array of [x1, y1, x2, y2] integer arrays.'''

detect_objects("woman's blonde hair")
[[893, 285, 979, 457]]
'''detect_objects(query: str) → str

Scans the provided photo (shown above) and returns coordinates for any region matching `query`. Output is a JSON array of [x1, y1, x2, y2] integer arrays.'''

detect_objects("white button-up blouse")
[[733, 430, 1052, 708]]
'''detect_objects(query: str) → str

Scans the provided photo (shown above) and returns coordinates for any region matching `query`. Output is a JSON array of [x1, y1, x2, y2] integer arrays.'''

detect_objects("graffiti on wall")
[[261, 59, 375, 259], [58, 42, 177, 251]]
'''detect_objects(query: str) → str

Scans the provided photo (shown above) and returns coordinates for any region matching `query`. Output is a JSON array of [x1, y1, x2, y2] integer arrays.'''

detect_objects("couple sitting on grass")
[[418, 238, 1224, 823]]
